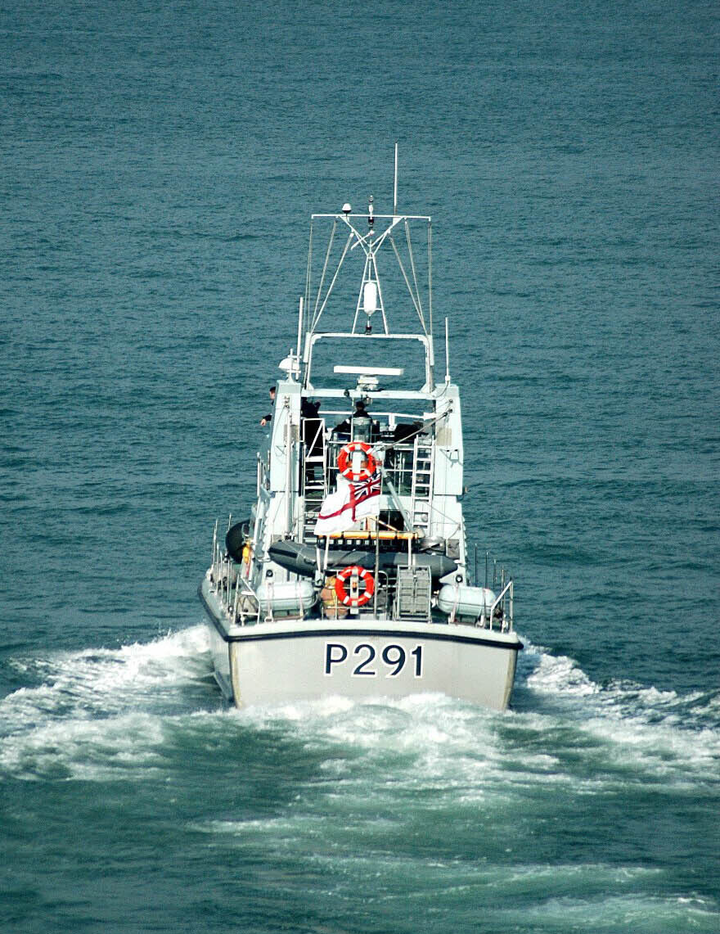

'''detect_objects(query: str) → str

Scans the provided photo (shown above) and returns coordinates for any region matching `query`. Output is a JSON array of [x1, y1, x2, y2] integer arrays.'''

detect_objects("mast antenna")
[[445, 317, 451, 382], [296, 295, 304, 358], [393, 141, 398, 215]]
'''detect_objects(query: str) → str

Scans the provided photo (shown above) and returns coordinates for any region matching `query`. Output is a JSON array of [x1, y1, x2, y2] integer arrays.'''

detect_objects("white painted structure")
[[200, 179, 522, 710]]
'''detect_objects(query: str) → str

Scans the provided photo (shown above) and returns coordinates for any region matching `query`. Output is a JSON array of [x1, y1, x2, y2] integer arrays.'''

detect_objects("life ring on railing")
[[337, 441, 377, 481], [334, 565, 375, 607]]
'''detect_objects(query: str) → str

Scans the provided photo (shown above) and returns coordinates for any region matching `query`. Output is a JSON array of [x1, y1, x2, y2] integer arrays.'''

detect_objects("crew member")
[[260, 386, 276, 426]]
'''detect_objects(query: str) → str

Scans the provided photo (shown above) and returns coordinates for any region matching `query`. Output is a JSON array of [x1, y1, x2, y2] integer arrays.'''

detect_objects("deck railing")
[[489, 578, 514, 633], [210, 526, 260, 626]]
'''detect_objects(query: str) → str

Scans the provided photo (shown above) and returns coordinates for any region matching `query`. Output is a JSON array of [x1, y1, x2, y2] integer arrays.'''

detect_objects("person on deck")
[[260, 386, 276, 426], [335, 399, 370, 436]]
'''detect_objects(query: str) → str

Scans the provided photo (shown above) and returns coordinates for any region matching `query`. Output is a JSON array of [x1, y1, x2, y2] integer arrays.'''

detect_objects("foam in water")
[[518, 641, 720, 780], [2, 627, 718, 928], [1, 627, 718, 791], [0, 625, 216, 780]]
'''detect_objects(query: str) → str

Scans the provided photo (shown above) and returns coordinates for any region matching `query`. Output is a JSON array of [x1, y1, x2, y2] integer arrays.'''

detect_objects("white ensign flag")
[[314, 469, 382, 536]]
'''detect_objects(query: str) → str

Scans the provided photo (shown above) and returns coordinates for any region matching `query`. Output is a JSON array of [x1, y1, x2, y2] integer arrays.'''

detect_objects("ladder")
[[410, 437, 433, 535], [302, 418, 327, 533]]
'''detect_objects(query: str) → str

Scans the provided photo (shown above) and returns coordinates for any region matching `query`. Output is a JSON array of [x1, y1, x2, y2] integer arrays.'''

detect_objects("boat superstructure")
[[199, 180, 522, 710]]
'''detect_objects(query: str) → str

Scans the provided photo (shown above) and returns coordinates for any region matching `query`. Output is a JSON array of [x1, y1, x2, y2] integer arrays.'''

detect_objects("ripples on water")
[[1, 628, 718, 932], [2, 0, 719, 930]]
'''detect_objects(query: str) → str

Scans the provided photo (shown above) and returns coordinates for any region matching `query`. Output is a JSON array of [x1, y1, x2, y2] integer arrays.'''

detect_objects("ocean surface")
[[1, 1, 718, 931]]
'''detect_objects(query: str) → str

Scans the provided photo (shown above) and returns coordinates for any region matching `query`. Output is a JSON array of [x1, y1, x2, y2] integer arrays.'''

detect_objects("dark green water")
[[1, 1, 718, 931]]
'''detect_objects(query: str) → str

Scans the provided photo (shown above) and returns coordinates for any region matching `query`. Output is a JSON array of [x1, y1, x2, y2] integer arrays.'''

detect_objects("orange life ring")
[[334, 565, 375, 607], [337, 441, 377, 481]]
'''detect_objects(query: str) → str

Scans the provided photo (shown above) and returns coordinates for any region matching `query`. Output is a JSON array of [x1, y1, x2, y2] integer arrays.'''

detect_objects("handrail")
[[228, 567, 260, 627], [488, 579, 513, 633], [318, 530, 418, 541], [209, 524, 262, 627]]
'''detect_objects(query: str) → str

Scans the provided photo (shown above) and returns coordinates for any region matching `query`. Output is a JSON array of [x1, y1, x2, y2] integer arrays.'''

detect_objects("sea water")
[[1, 1, 718, 931]]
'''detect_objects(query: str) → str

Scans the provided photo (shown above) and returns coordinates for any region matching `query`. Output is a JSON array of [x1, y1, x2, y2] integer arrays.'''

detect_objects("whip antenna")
[[393, 141, 399, 215]]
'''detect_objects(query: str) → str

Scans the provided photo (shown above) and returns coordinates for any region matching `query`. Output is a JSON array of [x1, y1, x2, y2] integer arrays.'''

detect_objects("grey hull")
[[200, 575, 521, 711]]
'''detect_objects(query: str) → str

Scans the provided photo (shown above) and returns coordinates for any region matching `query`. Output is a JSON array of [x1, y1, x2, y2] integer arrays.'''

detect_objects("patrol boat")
[[199, 184, 522, 710]]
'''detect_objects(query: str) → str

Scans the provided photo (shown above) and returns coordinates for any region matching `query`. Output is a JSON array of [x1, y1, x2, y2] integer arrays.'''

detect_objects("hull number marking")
[[325, 642, 423, 678]]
